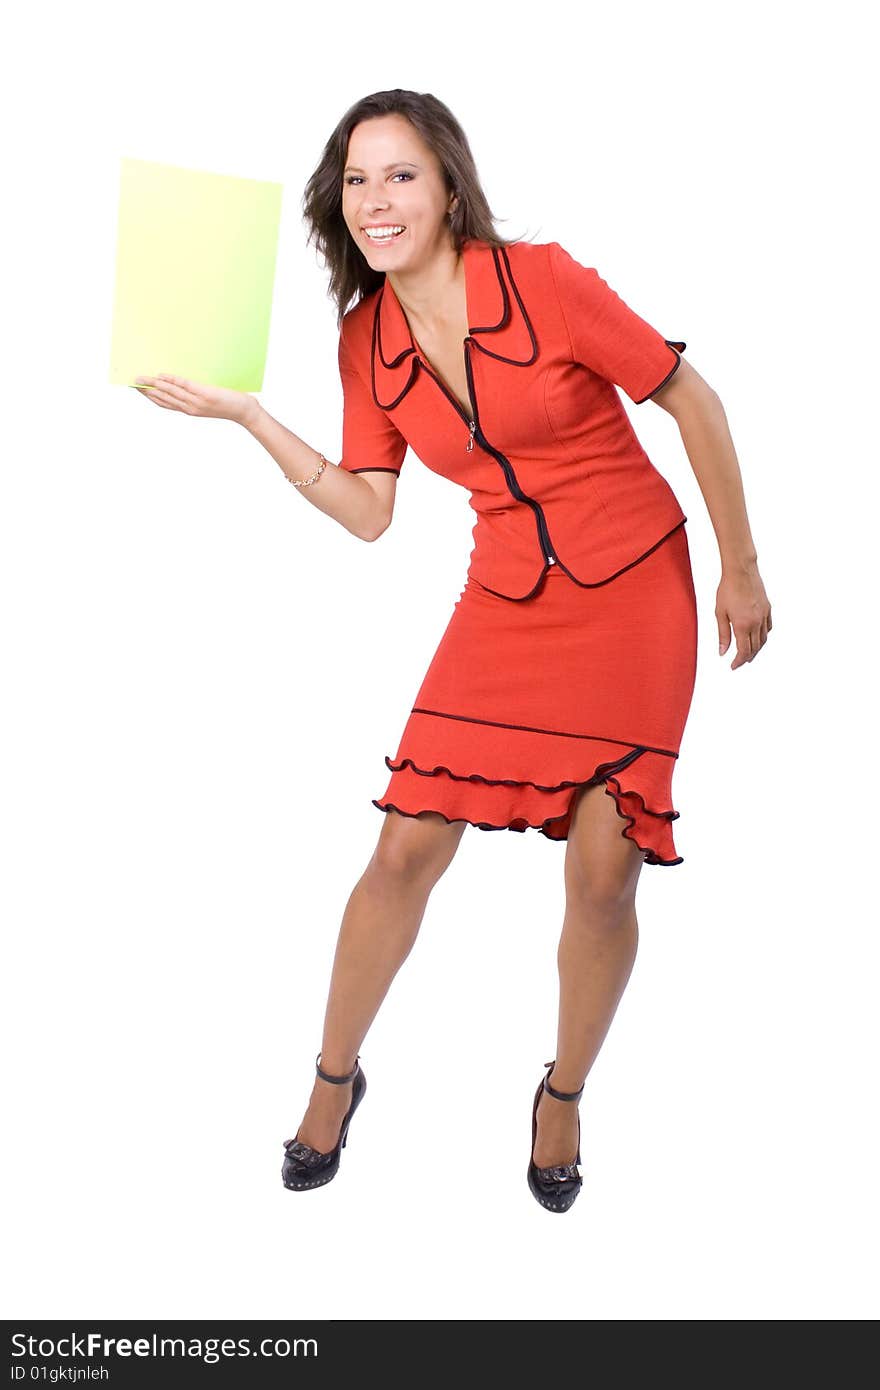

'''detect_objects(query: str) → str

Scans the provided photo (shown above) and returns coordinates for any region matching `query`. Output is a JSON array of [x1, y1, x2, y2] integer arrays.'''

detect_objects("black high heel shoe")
[[527, 1059, 584, 1213], [282, 1051, 366, 1191]]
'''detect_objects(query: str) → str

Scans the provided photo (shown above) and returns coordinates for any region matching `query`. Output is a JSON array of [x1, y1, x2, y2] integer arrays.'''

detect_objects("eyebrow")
[[343, 161, 420, 174]]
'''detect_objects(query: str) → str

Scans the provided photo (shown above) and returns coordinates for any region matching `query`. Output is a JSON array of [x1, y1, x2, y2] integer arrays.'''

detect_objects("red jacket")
[[337, 236, 687, 601]]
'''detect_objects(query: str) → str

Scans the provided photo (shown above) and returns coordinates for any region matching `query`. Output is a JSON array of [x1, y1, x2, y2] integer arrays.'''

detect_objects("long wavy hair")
[[303, 89, 521, 329]]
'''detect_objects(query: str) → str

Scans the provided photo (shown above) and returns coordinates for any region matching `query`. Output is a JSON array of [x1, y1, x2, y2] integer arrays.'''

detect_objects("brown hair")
[[302, 89, 522, 329]]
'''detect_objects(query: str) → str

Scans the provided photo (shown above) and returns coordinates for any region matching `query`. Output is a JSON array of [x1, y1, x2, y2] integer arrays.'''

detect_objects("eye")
[[344, 171, 414, 186]]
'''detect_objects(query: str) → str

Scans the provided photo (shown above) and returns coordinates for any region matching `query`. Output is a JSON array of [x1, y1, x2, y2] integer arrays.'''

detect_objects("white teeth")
[[364, 225, 405, 240]]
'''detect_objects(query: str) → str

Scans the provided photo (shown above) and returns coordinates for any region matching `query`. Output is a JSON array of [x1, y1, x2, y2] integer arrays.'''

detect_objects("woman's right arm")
[[242, 400, 392, 542], [131, 371, 392, 543]]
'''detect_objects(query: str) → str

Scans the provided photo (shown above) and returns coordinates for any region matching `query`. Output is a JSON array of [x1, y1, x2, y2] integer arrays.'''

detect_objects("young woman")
[[134, 89, 771, 1214]]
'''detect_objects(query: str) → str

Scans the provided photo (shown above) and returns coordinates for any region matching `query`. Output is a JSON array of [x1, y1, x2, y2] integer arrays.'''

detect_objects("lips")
[[362, 226, 406, 244]]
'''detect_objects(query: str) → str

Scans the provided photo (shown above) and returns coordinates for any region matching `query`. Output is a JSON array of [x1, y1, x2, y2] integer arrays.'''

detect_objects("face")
[[341, 113, 458, 271]]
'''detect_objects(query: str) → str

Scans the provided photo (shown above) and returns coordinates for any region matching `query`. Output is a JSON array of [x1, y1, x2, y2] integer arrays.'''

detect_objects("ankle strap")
[[315, 1050, 360, 1084], [543, 1059, 585, 1102]]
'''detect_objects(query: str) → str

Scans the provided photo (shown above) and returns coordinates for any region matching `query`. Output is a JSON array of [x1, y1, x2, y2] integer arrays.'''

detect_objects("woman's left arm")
[[652, 359, 772, 670]]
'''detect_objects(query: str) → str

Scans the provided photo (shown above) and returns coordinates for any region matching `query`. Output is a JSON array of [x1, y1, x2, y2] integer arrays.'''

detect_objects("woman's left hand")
[[716, 565, 772, 669]]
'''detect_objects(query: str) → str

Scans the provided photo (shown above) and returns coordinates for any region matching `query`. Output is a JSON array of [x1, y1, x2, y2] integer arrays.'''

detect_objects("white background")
[[2, 0, 876, 1322]]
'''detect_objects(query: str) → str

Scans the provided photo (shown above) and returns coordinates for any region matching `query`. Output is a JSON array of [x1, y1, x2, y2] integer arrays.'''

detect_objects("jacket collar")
[[370, 237, 538, 412]]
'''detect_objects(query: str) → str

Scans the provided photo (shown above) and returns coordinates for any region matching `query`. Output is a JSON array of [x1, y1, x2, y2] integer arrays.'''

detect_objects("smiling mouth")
[[362, 225, 407, 243]]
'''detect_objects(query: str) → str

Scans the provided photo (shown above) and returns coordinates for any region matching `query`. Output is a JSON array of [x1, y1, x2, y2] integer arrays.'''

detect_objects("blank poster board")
[[108, 157, 283, 391]]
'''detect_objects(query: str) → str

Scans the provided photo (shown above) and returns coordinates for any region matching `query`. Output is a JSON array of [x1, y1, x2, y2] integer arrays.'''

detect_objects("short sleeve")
[[547, 241, 686, 405], [337, 324, 408, 476]]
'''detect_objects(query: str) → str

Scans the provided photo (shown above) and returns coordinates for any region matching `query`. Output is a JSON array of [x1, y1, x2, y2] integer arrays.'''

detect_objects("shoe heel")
[[282, 1051, 364, 1192], [527, 1058, 585, 1214]]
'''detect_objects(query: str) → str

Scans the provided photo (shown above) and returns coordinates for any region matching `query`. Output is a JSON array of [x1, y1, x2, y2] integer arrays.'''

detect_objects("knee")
[[563, 856, 640, 925], [366, 810, 464, 891], [366, 840, 433, 890]]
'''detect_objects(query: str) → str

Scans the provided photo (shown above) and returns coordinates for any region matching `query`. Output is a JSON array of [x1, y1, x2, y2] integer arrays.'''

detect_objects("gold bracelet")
[[289, 453, 330, 488]]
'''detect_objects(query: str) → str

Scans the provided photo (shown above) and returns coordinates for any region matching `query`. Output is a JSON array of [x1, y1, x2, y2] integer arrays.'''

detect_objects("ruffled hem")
[[370, 715, 684, 866]]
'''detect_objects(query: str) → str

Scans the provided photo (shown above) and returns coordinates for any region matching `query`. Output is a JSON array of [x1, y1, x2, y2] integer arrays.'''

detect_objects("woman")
[[134, 90, 771, 1214]]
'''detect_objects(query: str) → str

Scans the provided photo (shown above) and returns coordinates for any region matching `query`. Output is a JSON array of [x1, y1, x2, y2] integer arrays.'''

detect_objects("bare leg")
[[532, 782, 646, 1168], [293, 809, 467, 1152]]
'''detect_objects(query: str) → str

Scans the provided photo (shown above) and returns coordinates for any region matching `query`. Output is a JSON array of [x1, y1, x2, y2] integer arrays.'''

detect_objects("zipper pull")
[[466, 419, 476, 452]]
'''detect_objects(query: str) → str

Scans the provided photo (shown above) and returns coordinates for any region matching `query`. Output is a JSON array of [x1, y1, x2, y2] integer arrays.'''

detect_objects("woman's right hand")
[[132, 373, 259, 427]]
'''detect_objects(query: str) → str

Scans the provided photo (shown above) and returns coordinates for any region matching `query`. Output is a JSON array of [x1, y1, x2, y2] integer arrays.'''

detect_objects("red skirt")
[[371, 520, 698, 866]]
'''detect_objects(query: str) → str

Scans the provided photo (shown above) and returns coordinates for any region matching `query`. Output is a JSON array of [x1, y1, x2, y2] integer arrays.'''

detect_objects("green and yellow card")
[[109, 157, 283, 391]]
